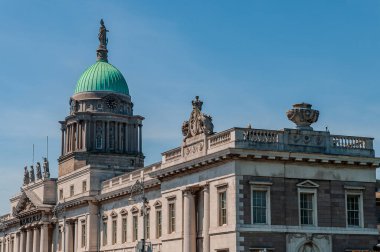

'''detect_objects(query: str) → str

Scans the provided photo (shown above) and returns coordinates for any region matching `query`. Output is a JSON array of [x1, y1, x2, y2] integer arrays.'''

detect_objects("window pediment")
[[130, 206, 139, 213], [110, 211, 117, 218], [120, 209, 128, 215], [297, 180, 319, 188], [153, 200, 162, 208]]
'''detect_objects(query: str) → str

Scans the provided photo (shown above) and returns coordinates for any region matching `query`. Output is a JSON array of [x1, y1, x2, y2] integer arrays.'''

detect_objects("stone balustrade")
[[101, 163, 160, 191], [161, 127, 375, 166]]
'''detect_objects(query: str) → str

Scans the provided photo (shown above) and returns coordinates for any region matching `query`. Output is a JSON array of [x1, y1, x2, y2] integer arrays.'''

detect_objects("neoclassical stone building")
[[0, 20, 380, 252]]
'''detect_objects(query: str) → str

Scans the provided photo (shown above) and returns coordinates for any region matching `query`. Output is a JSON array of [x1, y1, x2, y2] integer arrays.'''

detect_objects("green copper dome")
[[74, 60, 130, 96]]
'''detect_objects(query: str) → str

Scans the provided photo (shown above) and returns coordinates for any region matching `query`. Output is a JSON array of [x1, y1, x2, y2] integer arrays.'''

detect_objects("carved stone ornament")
[[286, 103, 319, 130], [182, 96, 214, 140]]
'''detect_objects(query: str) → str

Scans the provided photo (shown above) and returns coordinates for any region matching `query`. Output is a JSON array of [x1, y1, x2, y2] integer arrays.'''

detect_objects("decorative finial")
[[97, 19, 109, 62], [286, 103, 319, 131]]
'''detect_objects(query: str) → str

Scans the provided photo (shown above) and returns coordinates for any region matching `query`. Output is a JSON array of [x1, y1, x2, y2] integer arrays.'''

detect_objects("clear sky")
[[0, 1, 379, 214]]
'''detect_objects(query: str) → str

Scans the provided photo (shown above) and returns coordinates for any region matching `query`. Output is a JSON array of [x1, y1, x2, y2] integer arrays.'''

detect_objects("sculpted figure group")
[[182, 96, 214, 141], [23, 158, 50, 186]]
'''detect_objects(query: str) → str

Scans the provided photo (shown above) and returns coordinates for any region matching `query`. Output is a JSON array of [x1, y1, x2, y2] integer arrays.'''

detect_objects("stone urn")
[[286, 103, 319, 130]]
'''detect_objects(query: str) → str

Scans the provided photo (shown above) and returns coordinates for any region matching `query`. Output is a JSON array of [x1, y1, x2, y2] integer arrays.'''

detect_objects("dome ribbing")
[[74, 60, 129, 96]]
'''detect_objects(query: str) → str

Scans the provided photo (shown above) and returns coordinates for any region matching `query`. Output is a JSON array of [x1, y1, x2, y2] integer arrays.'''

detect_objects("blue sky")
[[0, 1, 379, 214]]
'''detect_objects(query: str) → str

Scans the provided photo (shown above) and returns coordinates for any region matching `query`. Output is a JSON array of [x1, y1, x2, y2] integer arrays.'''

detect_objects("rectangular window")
[[156, 209, 162, 238], [347, 194, 361, 227], [133, 215, 138, 241], [59, 189, 63, 200], [145, 212, 150, 239], [252, 190, 267, 224], [70, 185, 74, 197], [218, 191, 227, 226], [122, 217, 127, 243], [82, 180, 87, 193], [81, 223, 86, 248], [102, 221, 108, 246], [112, 219, 117, 244], [168, 202, 176, 233], [300, 192, 314, 225]]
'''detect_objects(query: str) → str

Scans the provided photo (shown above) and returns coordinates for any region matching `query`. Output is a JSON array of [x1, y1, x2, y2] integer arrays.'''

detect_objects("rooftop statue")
[[29, 165, 35, 183], [43, 157, 50, 179], [36, 162, 42, 180], [23, 166, 29, 186]]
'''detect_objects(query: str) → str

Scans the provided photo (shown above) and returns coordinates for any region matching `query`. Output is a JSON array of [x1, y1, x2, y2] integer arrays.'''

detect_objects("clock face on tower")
[[105, 97, 118, 110]]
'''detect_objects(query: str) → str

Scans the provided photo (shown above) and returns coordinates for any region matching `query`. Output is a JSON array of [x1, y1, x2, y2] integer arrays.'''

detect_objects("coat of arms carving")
[[182, 96, 214, 140]]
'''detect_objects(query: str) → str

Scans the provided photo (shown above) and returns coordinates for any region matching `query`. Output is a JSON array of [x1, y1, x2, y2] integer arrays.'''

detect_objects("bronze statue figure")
[[98, 19, 109, 48], [97, 19, 109, 62]]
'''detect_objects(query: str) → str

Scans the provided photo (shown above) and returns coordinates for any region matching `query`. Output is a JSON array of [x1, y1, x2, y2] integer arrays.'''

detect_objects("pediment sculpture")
[[14, 193, 37, 215], [182, 96, 214, 140]]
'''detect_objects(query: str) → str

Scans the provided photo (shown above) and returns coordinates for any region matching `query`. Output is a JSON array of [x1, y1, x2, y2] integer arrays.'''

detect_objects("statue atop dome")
[[97, 19, 109, 62]]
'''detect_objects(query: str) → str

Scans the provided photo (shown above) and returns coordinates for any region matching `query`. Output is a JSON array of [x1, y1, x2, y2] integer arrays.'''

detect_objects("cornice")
[[151, 148, 380, 180]]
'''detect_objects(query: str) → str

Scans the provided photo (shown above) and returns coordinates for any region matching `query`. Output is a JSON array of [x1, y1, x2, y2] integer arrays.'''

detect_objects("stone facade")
[[0, 21, 380, 252]]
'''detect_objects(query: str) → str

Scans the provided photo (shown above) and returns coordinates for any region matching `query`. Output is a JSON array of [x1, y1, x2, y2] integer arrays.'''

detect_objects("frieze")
[[20, 213, 41, 226]]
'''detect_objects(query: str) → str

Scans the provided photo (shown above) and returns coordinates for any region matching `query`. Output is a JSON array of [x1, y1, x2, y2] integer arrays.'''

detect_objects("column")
[[138, 124, 143, 154], [102, 121, 106, 151], [61, 126, 65, 156], [183, 190, 196, 252], [118, 123, 122, 152], [74, 220, 78, 251], [124, 123, 129, 152], [75, 122, 79, 150], [19, 231, 25, 252], [87, 202, 99, 251], [83, 121, 87, 151], [106, 121, 110, 151], [65, 221, 73, 252], [14, 233, 20, 252], [32, 227, 39, 252], [66, 125, 69, 153], [202, 185, 210, 252], [115, 122, 119, 152], [25, 229, 32, 252], [39, 224, 48, 252]]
